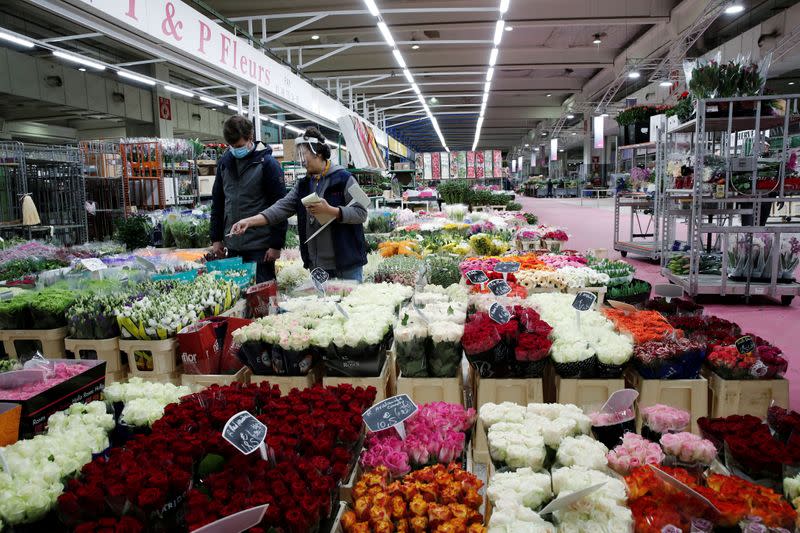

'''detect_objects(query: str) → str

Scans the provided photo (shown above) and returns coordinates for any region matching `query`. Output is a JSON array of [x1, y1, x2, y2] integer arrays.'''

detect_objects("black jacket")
[[210, 142, 288, 251]]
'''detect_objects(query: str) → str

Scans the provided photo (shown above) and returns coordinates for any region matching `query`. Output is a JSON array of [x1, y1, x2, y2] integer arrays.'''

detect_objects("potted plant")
[[688, 59, 769, 117], [616, 105, 668, 145]]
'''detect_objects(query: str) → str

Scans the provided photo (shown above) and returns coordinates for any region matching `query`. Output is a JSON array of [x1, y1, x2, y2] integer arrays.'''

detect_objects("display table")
[[580, 188, 616, 206]]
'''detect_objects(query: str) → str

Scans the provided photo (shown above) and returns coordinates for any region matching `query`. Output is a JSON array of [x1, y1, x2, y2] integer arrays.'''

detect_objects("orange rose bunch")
[[604, 309, 680, 344], [341, 463, 486, 533]]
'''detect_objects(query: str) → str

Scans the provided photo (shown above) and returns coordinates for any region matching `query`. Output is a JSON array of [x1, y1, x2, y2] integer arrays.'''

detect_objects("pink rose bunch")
[[540, 254, 587, 269], [359, 402, 476, 477], [607, 433, 664, 475], [641, 404, 690, 434], [459, 257, 500, 275], [659, 432, 717, 465]]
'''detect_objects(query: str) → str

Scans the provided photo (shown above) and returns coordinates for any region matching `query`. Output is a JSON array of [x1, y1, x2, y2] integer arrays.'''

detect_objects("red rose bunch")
[[707, 345, 759, 379], [59, 382, 376, 532], [461, 313, 502, 355], [515, 332, 552, 362], [767, 406, 800, 442], [698, 474, 795, 528], [757, 345, 788, 378]]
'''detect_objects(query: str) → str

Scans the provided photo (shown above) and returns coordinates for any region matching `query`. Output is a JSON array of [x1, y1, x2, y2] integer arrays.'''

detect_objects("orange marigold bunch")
[[342, 464, 486, 533], [379, 240, 422, 258]]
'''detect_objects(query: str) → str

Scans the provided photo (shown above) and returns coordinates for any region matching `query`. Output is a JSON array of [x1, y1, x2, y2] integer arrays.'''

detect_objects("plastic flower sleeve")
[[427, 321, 463, 378], [587, 404, 636, 449], [394, 320, 429, 377]]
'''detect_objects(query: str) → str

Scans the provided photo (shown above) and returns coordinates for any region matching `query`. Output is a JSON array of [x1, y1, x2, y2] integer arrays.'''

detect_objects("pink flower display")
[[540, 254, 588, 269], [359, 402, 476, 477], [659, 432, 717, 465], [0, 363, 91, 401], [641, 404, 690, 434], [606, 433, 664, 476]]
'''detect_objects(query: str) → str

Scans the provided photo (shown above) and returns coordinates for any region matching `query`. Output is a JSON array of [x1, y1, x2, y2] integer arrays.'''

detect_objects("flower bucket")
[[271, 345, 315, 376], [553, 357, 596, 378], [594, 357, 626, 378], [635, 348, 705, 380], [395, 337, 428, 377], [592, 418, 636, 449], [324, 345, 386, 378], [428, 339, 461, 378], [508, 358, 548, 378], [240, 340, 273, 375]]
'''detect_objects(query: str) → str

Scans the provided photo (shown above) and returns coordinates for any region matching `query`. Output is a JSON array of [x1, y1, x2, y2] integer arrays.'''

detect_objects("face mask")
[[231, 142, 252, 159]]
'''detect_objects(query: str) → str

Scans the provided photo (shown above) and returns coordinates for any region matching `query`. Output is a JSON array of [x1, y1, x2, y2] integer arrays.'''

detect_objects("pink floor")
[[520, 196, 800, 409]]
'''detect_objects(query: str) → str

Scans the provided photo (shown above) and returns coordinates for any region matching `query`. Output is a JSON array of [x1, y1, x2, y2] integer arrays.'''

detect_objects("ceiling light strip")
[[474, 0, 510, 151]]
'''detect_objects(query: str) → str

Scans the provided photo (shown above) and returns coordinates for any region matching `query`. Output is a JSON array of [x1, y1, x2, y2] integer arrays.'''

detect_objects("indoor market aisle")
[[521, 196, 800, 409]]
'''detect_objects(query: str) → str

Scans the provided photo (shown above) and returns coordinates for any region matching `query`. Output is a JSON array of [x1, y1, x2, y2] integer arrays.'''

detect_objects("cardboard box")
[[649, 114, 667, 143], [0, 359, 106, 438], [626, 369, 707, 434], [708, 373, 788, 418]]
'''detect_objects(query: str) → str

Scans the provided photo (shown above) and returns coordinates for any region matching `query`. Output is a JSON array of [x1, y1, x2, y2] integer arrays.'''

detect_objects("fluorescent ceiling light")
[[377, 21, 395, 47], [572, 132, 577, 135], [259, 115, 270, 122], [505, 26, 513, 31], [392, 49, 406, 68], [227, 104, 240, 112], [493, 21, 504, 45], [566, 114, 575, 119], [499, 0, 510, 13], [364, 0, 380, 17], [412, 82, 421, 95], [482, 92, 489, 103], [724, 4, 744, 14], [790, 81, 796, 86], [628, 71, 641, 79], [164, 84, 194, 97], [0, 30, 35, 48], [271, 118, 286, 126], [541, 132, 548, 136], [484, 81, 491, 93], [593, 34, 602, 45], [403, 69, 414, 83], [285, 124, 303, 134], [411, 44, 420, 50], [546, 93, 552, 97], [200, 95, 225, 106], [489, 47, 499, 66], [78, 68, 86, 72], [486, 68, 494, 82], [118, 70, 156, 86], [480, 101, 487, 116], [660, 81, 672, 87], [524, 143, 529, 147], [53, 50, 105, 70], [311, 35, 320, 40]]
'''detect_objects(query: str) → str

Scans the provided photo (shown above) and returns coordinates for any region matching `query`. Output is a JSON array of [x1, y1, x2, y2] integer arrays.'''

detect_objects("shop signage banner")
[[493, 150, 503, 177], [440, 152, 450, 179], [550, 139, 558, 161], [466, 151, 476, 178], [431, 152, 441, 179], [75, 0, 384, 138], [484, 149, 493, 177], [423, 153, 432, 180], [475, 151, 485, 178], [593, 116, 605, 149]]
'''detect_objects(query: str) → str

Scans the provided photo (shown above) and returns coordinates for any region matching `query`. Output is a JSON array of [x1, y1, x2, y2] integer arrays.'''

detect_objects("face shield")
[[294, 134, 321, 168]]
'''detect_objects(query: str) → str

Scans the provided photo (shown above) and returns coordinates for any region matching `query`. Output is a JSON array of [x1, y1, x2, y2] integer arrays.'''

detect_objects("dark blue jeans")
[[227, 249, 276, 283]]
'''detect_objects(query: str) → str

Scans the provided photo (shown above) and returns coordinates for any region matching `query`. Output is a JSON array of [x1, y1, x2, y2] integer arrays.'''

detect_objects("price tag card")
[[607, 300, 637, 313], [311, 268, 329, 294], [135, 256, 157, 271], [80, 258, 107, 272], [735, 335, 755, 355], [493, 261, 520, 274], [0, 290, 13, 301], [415, 262, 428, 289], [192, 504, 269, 533], [335, 302, 349, 319], [539, 483, 606, 515], [601, 389, 639, 414], [222, 411, 268, 456], [653, 283, 683, 301], [487, 279, 512, 297], [465, 270, 489, 284], [489, 302, 512, 324], [647, 465, 720, 514], [572, 291, 597, 311], [363, 394, 418, 433]]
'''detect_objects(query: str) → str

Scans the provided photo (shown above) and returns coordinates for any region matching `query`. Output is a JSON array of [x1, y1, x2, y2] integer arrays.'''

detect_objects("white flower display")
[[526, 403, 592, 447], [0, 402, 114, 525], [551, 466, 628, 506], [551, 465, 632, 533], [275, 257, 309, 292], [487, 500, 556, 533], [556, 435, 609, 470], [488, 422, 547, 470], [428, 321, 464, 343], [784, 473, 800, 507], [104, 376, 190, 405], [121, 397, 169, 427], [479, 402, 527, 429], [487, 468, 552, 509], [527, 293, 633, 366]]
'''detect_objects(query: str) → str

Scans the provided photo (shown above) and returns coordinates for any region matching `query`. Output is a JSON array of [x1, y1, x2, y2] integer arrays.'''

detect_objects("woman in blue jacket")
[[230, 127, 369, 281]]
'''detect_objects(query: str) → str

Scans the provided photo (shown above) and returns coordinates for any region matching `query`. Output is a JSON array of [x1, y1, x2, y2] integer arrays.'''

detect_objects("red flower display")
[[58, 383, 376, 531]]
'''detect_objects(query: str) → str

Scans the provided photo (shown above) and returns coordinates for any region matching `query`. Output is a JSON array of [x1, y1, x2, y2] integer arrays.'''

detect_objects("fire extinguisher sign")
[[159, 96, 172, 120]]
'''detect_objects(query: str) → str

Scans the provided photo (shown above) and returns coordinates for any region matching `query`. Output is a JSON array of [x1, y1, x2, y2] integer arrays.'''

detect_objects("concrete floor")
[[520, 196, 800, 410]]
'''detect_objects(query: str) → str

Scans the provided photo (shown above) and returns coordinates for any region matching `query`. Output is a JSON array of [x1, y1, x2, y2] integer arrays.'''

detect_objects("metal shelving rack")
[[0, 142, 26, 228], [659, 94, 800, 304], [121, 141, 165, 213], [613, 135, 665, 259], [80, 140, 125, 240], [22, 144, 88, 245]]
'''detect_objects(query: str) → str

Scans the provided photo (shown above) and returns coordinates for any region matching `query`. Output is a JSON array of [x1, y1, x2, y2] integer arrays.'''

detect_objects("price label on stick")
[[487, 279, 512, 297], [601, 389, 639, 414], [647, 464, 720, 514], [310, 267, 329, 295], [607, 300, 637, 314], [654, 283, 683, 302], [572, 291, 597, 311], [493, 261, 520, 274], [223, 411, 268, 457], [192, 504, 269, 533], [412, 302, 430, 324], [363, 394, 418, 439], [735, 335, 755, 355], [539, 482, 606, 515], [80, 258, 107, 272], [335, 302, 349, 319], [465, 270, 489, 285], [489, 302, 512, 324]]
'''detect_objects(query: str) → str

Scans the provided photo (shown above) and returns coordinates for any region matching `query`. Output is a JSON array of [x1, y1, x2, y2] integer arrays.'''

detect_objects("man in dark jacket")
[[210, 115, 288, 282]]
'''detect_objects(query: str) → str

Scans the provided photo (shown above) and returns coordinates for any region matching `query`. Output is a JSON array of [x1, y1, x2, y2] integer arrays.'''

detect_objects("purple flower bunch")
[[359, 402, 476, 477]]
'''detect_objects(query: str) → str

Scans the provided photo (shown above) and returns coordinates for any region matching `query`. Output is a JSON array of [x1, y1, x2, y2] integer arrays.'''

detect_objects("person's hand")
[[265, 248, 281, 262], [306, 198, 339, 219], [230, 219, 251, 235], [211, 241, 225, 258]]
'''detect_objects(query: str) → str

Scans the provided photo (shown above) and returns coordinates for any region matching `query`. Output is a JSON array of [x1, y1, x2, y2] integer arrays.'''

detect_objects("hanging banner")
[[423, 152, 432, 180], [449, 150, 459, 177], [338, 115, 387, 171], [517, 156, 523, 174], [466, 151, 476, 178], [593, 116, 605, 149], [431, 152, 441, 180], [415, 153, 424, 173], [493, 150, 503, 177], [531, 152, 537, 168], [73, 0, 385, 140], [457, 152, 467, 178], [484, 149, 493, 177], [440, 152, 450, 179], [550, 139, 558, 161], [475, 151, 485, 178], [511, 159, 517, 173]]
